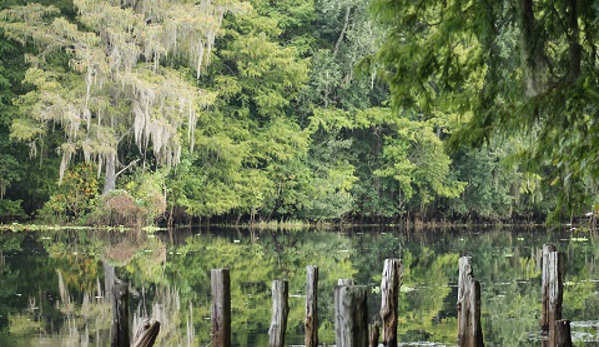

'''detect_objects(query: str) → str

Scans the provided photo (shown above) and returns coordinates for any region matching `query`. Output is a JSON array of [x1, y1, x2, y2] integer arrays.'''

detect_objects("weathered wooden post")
[[380, 259, 403, 347], [211, 268, 231, 347], [305, 265, 319, 347], [541, 244, 557, 333], [111, 279, 129, 347], [548, 251, 565, 347], [269, 280, 289, 347], [457, 256, 484, 347], [335, 284, 368, 347], [555, 320, 573, 347]]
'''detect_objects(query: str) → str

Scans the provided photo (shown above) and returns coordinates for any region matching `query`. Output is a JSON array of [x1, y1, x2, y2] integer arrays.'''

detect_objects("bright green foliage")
[[36, 162, 99, 223], [0, 0, 595, 223], [357, 108, 464, 215], [172, 0, 316, 220], [124, 169, 168, 222]]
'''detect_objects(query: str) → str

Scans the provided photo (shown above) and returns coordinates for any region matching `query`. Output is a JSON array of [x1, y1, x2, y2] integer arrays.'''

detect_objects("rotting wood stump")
[[305, 265, 319, 347], [541, 245, 565, 347], [380, 258, 403, 347], [268, 280, 289, 347], [335, 284, 368, 347], [457, 256, 484, 347], [541, 244, 557, 333], [211, 268, 232, 347]]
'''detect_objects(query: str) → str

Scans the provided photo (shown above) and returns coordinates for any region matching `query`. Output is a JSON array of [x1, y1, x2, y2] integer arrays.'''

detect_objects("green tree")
[[1, 0, 243, 194], [168, 0, 313, 221], [372, 0, 599, 219]]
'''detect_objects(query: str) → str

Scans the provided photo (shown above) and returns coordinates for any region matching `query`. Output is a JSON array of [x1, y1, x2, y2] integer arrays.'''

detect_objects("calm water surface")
[[0, 226, 598, 346]]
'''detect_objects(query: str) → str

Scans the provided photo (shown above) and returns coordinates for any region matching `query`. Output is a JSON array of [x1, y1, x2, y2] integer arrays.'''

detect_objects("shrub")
[[89, 190, 144, 226], [0, 199, 27, 222], [36, 164, 100, 224]]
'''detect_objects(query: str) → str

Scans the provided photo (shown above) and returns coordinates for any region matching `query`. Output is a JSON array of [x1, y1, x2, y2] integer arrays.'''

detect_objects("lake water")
[[0, 226, 598, 346]]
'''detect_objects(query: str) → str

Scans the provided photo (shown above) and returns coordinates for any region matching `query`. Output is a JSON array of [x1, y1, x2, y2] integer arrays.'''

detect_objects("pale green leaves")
[[2, 0, 239, 190]]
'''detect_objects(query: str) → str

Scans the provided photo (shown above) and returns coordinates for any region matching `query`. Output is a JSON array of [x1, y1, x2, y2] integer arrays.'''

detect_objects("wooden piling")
[[211, 269, 231, 347], [380, 259, 402, 347], [305, 266, 319, 347], [541, 244, 557, 333], [335, 285, 368, 347], [555, 320, 573, 347], [547, 251, 565, 347], [111, 279, 129, 347], [457, 256, 484, 347], [268, 280, 289, 347]]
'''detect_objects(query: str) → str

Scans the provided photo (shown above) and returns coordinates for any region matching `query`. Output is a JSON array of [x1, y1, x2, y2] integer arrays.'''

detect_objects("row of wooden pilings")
[[210, 243, 573, 347]]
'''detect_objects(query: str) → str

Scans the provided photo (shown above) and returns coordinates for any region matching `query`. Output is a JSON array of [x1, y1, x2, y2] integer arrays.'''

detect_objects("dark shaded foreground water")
[[0, 226, 598, 346]]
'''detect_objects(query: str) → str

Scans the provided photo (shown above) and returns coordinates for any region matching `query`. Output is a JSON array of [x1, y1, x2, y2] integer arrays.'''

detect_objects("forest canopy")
[[0, 0, 596, 225]]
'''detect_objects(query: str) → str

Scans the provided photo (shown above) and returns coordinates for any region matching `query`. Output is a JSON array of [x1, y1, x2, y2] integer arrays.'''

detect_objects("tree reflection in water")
[[0, 227, 597, 346]]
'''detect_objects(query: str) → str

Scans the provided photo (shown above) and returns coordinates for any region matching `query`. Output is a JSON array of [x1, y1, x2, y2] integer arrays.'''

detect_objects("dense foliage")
[[0, 0, 596, 225]]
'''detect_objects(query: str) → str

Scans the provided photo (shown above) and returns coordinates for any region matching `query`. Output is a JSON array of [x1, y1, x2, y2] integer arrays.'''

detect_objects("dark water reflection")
[[0, 227, 598, 346]]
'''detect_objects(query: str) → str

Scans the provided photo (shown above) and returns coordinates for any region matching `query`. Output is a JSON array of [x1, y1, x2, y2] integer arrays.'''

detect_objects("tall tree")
[[1, 0, 244, 194]]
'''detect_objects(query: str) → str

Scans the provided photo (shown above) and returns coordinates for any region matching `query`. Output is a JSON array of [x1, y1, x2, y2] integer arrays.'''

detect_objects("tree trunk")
[[103, 152, 117, 194], [567, 0, 581, 82], [519, 0, 542, 96]]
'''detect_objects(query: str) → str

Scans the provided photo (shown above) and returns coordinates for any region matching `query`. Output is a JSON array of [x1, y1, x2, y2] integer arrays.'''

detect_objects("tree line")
[[0, 0, 596, 225]]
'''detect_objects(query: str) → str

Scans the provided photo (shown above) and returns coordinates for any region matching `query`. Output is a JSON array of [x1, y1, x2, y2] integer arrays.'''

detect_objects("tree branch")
[[116, 159, 139, 178], [333, 6, 352, 56]]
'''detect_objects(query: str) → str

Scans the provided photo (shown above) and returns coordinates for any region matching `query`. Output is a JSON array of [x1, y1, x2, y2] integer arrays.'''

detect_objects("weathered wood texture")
[[380, 259, 403, 347], [211, 269, 231, 347], [457, 257, 484, 347], [547, 251, 565, 347], [555, 320, 573, 347], [268, 280, 289, 347], [541, 244, 557, 332], [335, 285, 368, 347], [305, 265, 319, 347], [111, 279, 130, 347], [131, 318, 161, 347], [369, 322, 380, 347]]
